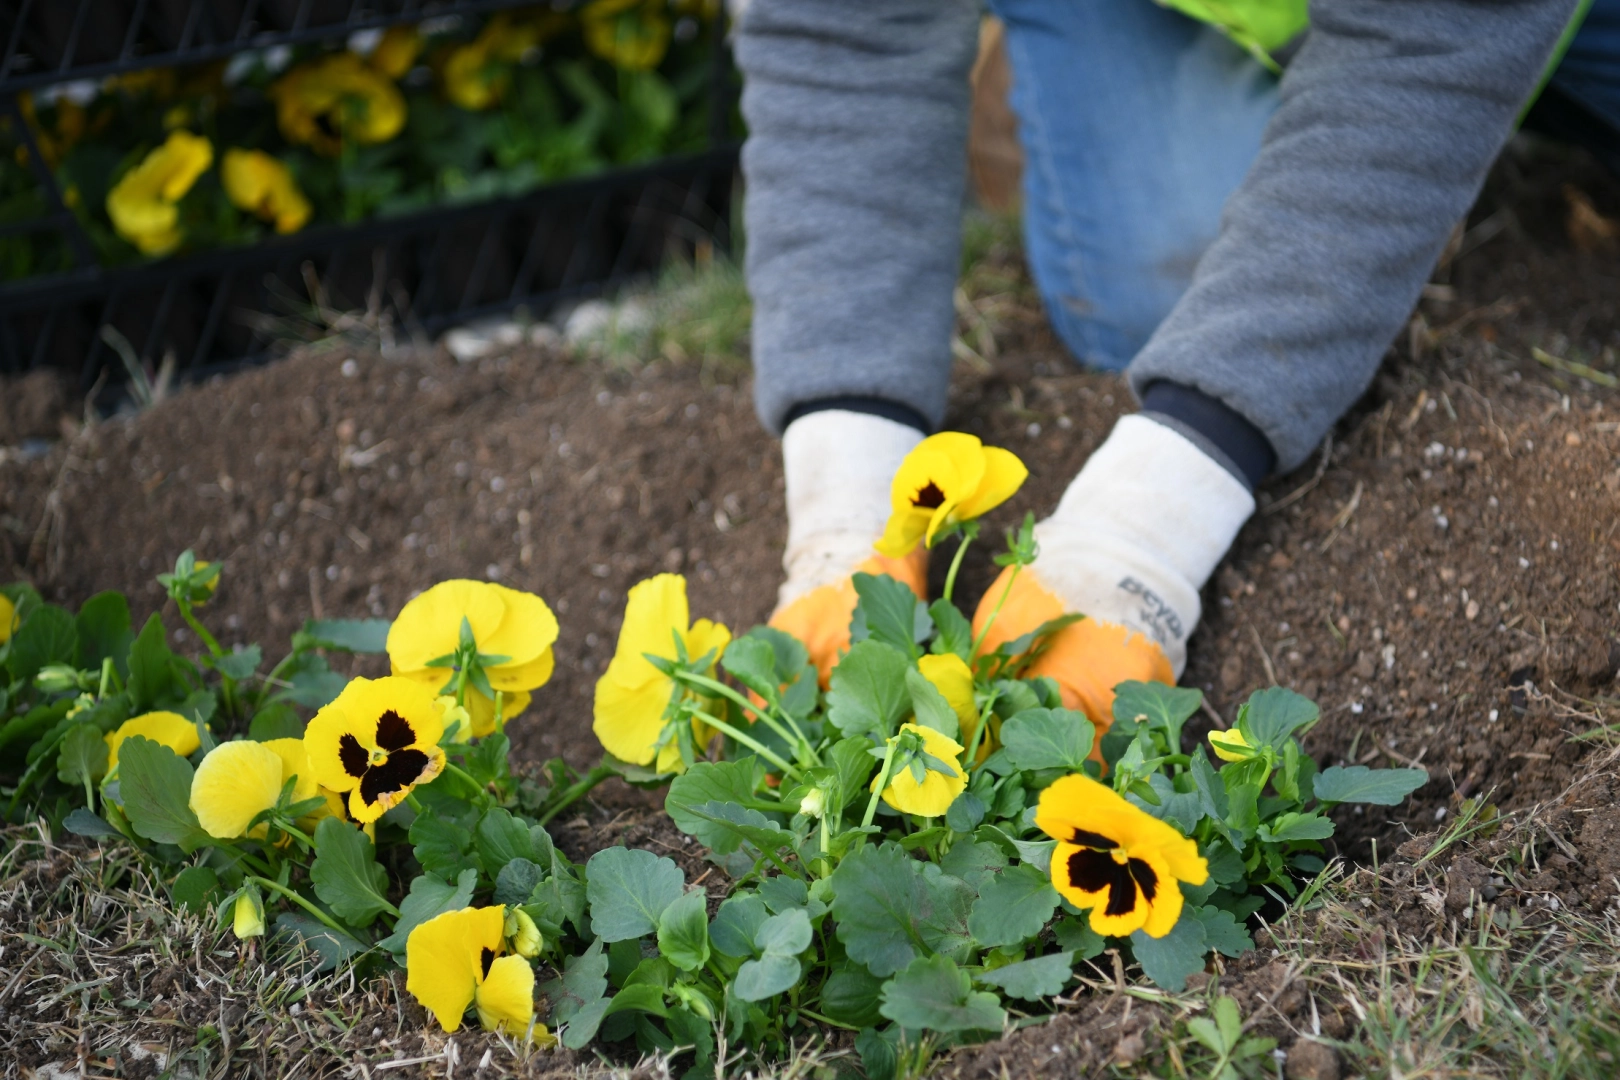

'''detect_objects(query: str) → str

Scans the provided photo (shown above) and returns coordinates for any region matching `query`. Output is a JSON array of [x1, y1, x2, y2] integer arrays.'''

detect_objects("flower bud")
[[798, 786, 827, 820], [434, 696, 474, 744], [233, 890, 266, 939], [505, 907, 542, 958], [35, 664, 86, 694]]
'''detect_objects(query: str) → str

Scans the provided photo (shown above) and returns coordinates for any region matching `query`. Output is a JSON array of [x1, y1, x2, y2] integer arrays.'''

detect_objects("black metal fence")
[[0, 0, 739, 394]]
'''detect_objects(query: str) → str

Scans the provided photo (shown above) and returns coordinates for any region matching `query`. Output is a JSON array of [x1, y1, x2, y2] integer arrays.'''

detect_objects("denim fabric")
[[996, 0, 1618, 375]]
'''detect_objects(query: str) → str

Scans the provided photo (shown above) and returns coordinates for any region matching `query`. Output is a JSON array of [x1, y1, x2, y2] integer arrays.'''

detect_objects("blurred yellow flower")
[[270, 53, 405, 156], [582, 0, 672, 71], [875, 433, 1028, 557], [105, 130, 213, 256], [0, 594, 15, 644], [18, 93, 87, 169], [105, 711, 201, 771], [387, 580, 559, 738], [593, 574, 729, 774], [442, 12, 559, 110], [222, 149, 312, 234], [369, 24, 424, 79], [873, 723, 966, 817]]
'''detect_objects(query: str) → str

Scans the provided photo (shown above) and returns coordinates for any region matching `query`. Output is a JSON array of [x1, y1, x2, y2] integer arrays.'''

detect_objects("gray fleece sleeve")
[[1128, 0, 1581, 472], [736, 0, 980, 436]]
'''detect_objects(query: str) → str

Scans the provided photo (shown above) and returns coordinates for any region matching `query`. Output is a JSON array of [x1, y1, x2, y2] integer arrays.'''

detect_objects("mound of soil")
[[1, 149, 1617, 1078]]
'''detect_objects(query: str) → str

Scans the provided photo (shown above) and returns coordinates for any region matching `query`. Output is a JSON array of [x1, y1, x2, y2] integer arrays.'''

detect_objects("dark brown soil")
[[2, 150, 1618, 1078]]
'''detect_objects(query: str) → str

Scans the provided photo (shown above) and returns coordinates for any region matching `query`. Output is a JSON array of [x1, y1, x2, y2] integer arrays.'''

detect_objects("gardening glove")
[[973, 414, 1256, 726], [770, 410, 928, 685]]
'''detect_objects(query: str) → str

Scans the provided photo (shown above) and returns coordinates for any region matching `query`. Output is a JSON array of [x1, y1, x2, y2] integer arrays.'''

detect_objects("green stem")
[[443, 762, 490, 802], [970, 563, 1024, 657], [674, 670, 820, 768], [254, 649, 303, 711], [405, 791, 424, 812], [798, 1008, 860, 1032], [860, 739, 899, 831], [941, 527, 975, 605], [537, 764, 616, 826], [687, 708, 801, 779], [97, 657, 114, 700], [248, 876, 351, 936], [964, 686, 1001, 776], [178, 601, 225, 658]]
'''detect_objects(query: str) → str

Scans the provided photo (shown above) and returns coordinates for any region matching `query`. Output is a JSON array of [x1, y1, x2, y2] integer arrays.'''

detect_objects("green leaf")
[[975, 951, 1074, 1001], [171, 865, 222, 914], [756, 906, 813, 955], [656, 888, 711, 972], [826, 640, 912, 741], [475, 807, 535, 873], [310, 818, 393, 928], [249, 703, 305, 741], [820, 964, 885, 1027], [1191, 905, 1254, 957], [879, 954, 1007, 1032], [586, 847, 685, 942], [279, 655, 347, 709], [379, 869, 478, 956], [56, 723, 108, 787], [945, 791, 986, 833], [721, 635, 781, 701], [1189, 748, 1229, 820], [857, 1028, 899, 1080], [1112, 681, 1203, 751], [968, 863, 1061, 948], [906, 666, 960, 740], [758, 875, 811, 914], [494, 858, 545, 906], [1239, 686, 1318, 749], [542, 938, 608, 1028], [1260, 812, 1336, 843], [928, 599, 974, 662], [734, 908, 812, 1001], [679, 800, 791, 857], [213, 644, 261, 681], [851, 572, 927, 659], [62, 808, 123, 838], [1130, 773, 1204, 835], [830, 843, 974, 977], [1000, 708, 1095, 771], [709, 893, 769, 958], [7, 603, 76, 683], [1311, 765, 1429, 806], [975, 824, 1056, 874], [1130, 909, 1208, 991], [940, 840, 1008, 891], [410, 812, 480, 880], [75, 591, 132, 675], [666, 759, 762, 847], [1053, 916, 1107, 960], [827, 736, 876, 810], [301, 618, 392, 653], [275, 912, 367, 972], [117, 736, 210, 851], [126, 614, 180, 711]]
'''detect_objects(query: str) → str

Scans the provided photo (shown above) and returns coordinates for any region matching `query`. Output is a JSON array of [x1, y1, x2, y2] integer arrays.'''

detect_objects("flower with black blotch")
[[406, 906, 553, 1042], [105, 711, 201, 771], [875, 433, 1027, 557], [1035, 773, 1207, 938], [270, 53, 405, 156], [592, 574, 730, 774], [304, 676, 447, 823], [872, 723, 966, 817], [387, 580, 559, 738]]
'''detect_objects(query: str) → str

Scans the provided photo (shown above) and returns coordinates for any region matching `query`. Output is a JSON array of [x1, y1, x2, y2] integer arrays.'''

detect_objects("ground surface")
[[2, 147, 1618, 1078]]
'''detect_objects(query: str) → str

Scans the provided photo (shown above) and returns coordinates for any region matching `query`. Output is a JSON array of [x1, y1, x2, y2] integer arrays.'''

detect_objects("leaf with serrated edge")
[[826, 640, 912, 741], [879, 954, 1007, 1032], [657, 888, 710, 972], [968, 863, 1060, 948], [310, 817, 393, 928], [1000, 708, 1094, 771], [1311, 765, 1428, 806], [1130, 908, 1208, 991], [586, 847, 685, 942], [975, 951, 1074, 1001]]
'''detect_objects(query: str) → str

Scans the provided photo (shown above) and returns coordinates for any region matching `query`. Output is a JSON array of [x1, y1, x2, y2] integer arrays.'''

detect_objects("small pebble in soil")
[[1027, 422, 1041, 438], [1489, 710, 1499, 722], [341, 359, 359, 377], [1435, 807, 1447, 821], [1519, 557, 1531, 568]]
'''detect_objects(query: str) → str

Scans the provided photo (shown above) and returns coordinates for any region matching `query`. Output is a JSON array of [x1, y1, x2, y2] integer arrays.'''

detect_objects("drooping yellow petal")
[[875, 723, 966, 817], [593, 668, 674, 767], [221, 148, 311, 234], [952, 445, 1028, 521], [260, 737, 320, 803], [918, 653, 977, 731], [613, 574, 691, 674], [475, 954, 536, 1035], [406, 907, 505, 1033], [190, 740, 285, 839], [481, 583, 561, 683], [106, 711, 201, 771], [105, 130, 213, 255]]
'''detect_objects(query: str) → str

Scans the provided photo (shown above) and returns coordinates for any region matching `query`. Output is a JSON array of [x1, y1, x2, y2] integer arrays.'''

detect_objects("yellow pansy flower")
[[582, 0, 672, 71], [105, 130, 213, 256], [1035, 773, 1208, 939], [304, 676, 447, 824], [1207, 727, 1255, 763], [387, 580, 559, 738], [441, 12, 557, 110], [270, 53, 406, 156], [105, 711, 201, 771], [593, 574, 730, 774], [368, 24, 423, 79], [406, 906, 553, 1042], [188, 737, 322, 839], [0, 593, 16, 644], [874, 433, 1028, 557], [873, 723, 967, 818], [222, 149, 312, 234]]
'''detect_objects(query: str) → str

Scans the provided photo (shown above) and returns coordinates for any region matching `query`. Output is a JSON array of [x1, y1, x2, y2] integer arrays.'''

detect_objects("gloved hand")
[[972, 414, 1256, 728], [768, 410, 928, 684]]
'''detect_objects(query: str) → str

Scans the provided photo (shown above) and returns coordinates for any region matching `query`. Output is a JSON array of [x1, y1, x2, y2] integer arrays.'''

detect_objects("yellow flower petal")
[[368, 24, 423, 79], [593, 668, 674, 767], [875, 723, 966, 817], [683, 617, 732, 668], [387, 580, 506, 671], [105, 131, 213, 256], [874, 433, 1026, 556], [918, 653, 976, 731], [106, 711, 201, 771], [0, 593, 16, 644], [953, 445, 1028, 521], [476, 954, 536, 1035], [233, 891, 266, 939], [190, 740, 285, 839], [221, 148, 311, 234], [1207, 728, 1252, 763], [304, 676, 447, 823], [614, 574, 692, 674], [406, 907, 505, 1033]]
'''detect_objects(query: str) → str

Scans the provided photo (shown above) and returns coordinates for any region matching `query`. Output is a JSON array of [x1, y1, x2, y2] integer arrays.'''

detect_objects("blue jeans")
[[990, 0, 1620, 372]]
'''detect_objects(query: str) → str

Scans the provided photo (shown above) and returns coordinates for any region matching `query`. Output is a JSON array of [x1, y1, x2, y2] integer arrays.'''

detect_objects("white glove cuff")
[[778, 410, 924, 609], [1032, 414, 1256, 676]]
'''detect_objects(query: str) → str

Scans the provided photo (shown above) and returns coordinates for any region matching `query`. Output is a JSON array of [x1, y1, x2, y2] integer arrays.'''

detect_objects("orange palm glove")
[[771, 549, 928, 686]]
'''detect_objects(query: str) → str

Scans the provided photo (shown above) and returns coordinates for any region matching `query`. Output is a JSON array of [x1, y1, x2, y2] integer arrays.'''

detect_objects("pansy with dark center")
[[1034, 773, 1208, 939], [304, 676, 448, 824]]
